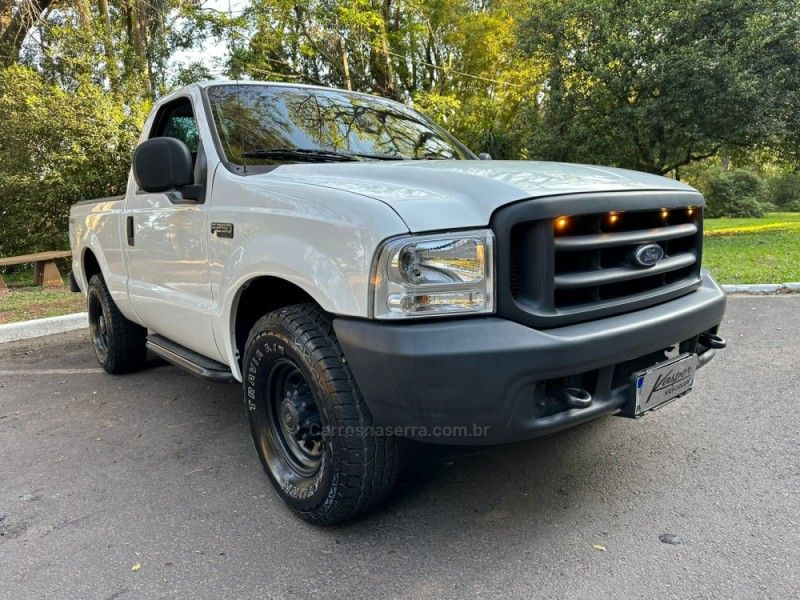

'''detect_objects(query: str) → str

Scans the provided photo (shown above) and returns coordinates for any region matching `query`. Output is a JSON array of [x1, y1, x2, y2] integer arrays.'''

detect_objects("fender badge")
[[211, 222, 234, 238]]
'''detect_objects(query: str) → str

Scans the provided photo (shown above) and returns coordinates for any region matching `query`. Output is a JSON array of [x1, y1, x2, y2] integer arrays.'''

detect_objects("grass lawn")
[[703, 212, 800, 284], [0, 287, 86, 325]]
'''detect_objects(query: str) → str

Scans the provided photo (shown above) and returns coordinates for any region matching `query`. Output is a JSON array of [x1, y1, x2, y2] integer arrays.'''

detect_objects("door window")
[[150, 97, 199, 153]]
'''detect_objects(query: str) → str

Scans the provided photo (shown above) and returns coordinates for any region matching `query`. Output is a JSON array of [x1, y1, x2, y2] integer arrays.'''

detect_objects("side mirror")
[[133, 137, 195, 196], [478, 152, 492, 160]]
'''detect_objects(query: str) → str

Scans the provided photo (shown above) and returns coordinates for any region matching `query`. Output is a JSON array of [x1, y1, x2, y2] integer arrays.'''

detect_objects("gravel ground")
[[0, 295, 798, 599]]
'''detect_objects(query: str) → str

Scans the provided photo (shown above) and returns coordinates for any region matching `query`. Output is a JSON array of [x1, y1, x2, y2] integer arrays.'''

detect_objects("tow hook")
[[556, 386, 593, 409], [699, 332, 727, 349]]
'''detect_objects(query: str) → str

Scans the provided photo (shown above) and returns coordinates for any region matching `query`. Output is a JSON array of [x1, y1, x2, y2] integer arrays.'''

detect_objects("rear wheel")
[[243, 303, 398, 525], [87, 274, 147, 374]]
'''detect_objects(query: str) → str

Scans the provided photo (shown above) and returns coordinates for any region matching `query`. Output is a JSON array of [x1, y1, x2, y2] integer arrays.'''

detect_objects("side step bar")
[[146, 334, 237, 383]]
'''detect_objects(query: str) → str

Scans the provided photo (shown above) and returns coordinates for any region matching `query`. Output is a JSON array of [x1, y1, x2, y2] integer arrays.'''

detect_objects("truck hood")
[[265, 160, 697, 232]]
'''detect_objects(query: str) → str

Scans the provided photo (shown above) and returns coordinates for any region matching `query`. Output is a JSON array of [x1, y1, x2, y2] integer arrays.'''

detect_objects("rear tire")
[[87, 274, 147, 374], [243, 303, 399, 525]]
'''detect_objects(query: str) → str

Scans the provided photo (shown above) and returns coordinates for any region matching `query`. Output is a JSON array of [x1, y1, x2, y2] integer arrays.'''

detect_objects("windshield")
[[205, 84, 473, 167]]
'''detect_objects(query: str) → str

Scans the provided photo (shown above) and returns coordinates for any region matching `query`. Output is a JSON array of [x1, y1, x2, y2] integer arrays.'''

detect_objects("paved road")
[[1, 296, 798, 599]]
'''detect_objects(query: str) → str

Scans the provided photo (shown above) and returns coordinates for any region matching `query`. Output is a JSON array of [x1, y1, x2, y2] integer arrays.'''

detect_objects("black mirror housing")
[[133, 137, 194, 193]]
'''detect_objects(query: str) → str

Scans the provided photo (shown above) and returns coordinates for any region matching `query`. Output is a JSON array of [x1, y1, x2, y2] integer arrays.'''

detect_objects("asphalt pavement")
[[1, 295, 798, 599]]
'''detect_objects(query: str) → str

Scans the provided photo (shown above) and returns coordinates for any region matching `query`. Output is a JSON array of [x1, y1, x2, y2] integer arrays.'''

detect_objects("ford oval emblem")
[[633, 244, 664, 267]]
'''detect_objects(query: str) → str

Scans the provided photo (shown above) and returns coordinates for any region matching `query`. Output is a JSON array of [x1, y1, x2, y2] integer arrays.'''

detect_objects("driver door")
[[123, 96, 218, 359]]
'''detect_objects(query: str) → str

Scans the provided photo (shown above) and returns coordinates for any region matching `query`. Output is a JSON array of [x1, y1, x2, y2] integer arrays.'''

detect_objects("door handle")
[[126, 216, 135, 246]]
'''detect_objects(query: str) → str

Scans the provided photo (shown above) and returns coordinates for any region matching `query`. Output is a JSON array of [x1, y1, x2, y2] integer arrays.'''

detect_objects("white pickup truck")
[[69, 80, 727, 524]]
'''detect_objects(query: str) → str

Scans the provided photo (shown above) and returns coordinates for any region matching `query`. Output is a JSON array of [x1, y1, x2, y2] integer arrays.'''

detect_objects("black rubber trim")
[[146, 334, 236, 383], [333, 272, 726, 445], [198, 86, 252, 176], [68, 270, 80, 293]]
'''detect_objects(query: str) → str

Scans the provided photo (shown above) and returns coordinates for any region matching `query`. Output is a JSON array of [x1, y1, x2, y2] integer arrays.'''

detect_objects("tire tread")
[[245, 303, 399, 524], [88, 274, 147, 374]]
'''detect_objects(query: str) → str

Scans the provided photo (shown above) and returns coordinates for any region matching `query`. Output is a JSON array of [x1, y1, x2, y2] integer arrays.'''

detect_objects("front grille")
[[494, 192, 704, 328], [551, 210, 700, 308]]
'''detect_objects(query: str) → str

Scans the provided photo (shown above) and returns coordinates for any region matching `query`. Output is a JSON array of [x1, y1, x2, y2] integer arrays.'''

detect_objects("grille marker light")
[[687, 206, 695, 216], [607, 211, 620, 225], [555, 216, 569, 231], [660, 208, 670, 220]]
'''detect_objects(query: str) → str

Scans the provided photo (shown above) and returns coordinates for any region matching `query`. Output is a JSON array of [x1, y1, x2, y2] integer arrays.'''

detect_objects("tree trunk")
[[0, 0, 54, 66], [128, 0, 151, 94], [98, 0, 112, 32], [369, 0, 396, 98], [0, 0, 13, 31], [97, 0, 118, 90], [720, 146, 730, 170], [76, 0, 92, 27], [339, 36, 352, 91], [380, 0, 395, 96]]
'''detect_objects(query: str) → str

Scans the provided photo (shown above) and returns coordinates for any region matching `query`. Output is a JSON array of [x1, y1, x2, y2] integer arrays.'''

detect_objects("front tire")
[[87, 274, 147, 374], [243, 304, 398, 525]]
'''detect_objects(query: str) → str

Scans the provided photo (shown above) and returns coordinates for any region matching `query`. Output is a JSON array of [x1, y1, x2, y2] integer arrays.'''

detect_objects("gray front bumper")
[[334, 272, 727, 445]]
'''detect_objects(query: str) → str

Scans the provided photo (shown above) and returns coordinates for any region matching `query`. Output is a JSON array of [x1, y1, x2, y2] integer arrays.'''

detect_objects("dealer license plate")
[[632, 353, 698, 416]]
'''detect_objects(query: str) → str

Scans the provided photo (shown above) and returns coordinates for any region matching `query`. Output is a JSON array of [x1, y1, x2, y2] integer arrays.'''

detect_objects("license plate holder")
[[631, 353, 698, 416]]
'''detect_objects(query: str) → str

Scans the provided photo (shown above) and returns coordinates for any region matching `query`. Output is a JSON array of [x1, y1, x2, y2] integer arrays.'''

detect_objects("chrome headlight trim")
[[370, 229, 495, 319]]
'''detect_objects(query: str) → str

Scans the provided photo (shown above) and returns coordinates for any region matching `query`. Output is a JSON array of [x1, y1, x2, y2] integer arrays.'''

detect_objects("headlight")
[[371, 230, 494, 319]]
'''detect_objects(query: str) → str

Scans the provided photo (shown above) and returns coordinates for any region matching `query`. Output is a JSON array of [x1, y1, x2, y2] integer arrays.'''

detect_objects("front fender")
[[207, 171, 411, 374]]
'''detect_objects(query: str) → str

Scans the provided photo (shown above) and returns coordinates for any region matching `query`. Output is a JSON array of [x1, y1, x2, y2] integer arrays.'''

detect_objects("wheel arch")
[[229, 275, 320, 375], [82, 247, 102, 284]]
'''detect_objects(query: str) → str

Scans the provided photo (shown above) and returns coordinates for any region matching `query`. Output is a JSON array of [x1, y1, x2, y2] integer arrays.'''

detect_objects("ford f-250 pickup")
[[69, 80, 727, 524]]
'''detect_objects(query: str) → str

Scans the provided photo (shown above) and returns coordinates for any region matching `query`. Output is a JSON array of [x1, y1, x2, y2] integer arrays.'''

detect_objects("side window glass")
[[162, 116, 199, 153], [151, 99, 199, 153]]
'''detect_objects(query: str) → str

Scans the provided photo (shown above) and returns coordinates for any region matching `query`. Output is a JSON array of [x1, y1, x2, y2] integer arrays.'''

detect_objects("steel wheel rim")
[[88, 294, 109, 362], [266, 359, 323, 477]]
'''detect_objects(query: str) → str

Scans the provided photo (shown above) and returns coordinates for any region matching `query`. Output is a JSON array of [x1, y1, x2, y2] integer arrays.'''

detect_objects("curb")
[[0, 312, 88, 344], [722, 282, 800, 295]]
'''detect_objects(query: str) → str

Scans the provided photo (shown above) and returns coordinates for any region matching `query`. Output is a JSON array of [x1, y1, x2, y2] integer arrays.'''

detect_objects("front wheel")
[[243, 304, 398, 525]]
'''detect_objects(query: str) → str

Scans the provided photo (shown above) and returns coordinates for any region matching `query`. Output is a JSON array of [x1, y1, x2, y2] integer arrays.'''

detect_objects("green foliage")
[[517, 0, 800, 174], [0, 65, 146, 256], [784, 199, 800, 212], [0, 0, 223, 256], [702, 168, 772, 218], [171, 61, 214, 89], [765, 173, 800, 208]]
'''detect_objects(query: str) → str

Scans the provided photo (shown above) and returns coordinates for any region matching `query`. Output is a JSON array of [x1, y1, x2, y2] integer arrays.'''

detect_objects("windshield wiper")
[[241, 148, 407, 162], [348, 152, 406, 161], [241, 148, 360, 162]]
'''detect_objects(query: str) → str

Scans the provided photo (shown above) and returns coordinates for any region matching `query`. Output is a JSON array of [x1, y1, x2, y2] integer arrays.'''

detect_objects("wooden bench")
[[0, 251, 72, 289]]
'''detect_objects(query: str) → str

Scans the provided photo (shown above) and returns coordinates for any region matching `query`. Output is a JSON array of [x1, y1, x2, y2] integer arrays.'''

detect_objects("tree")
[[0, 0, 55, 66], [0, 64, 147, 255], [2, 0, 219, 96], [230, 0, 539, 156], [0, 0, 230, 257], [518, 0, 800, 174]]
